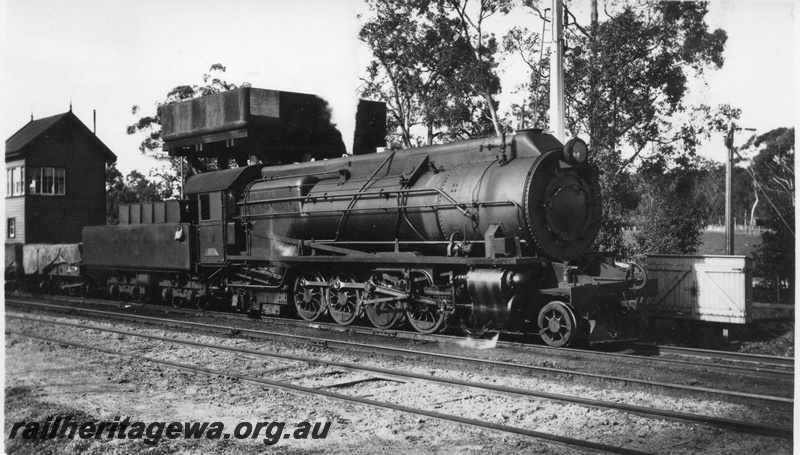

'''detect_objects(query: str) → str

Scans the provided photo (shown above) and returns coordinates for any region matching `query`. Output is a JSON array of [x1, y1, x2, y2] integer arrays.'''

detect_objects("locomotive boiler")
[[77, 87, 649, 347]]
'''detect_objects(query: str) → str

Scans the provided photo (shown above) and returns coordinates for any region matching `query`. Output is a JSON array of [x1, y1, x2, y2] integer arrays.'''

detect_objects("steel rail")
[[632, 343, 794, 368], [7, 296, 793, 381], [5, 329, 651, 455], [35, 294, 793, 381], [8, 313, 792, 440], [6, 299, 793, 405], [250, 315, 794, 381]]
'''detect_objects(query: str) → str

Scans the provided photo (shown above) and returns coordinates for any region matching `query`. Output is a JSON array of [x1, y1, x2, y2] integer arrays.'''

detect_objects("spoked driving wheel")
[[293, 270, 326, 322], [537, 301, 577, 347], [406, 303, 446, 334], [405, 272, 446, 334], [327, 275, 362, 326], [365, 274, 405, 330]]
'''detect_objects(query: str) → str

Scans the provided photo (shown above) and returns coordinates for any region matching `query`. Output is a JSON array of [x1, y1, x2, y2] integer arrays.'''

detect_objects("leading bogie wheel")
[[537, 301, 577, 347], [293, 270, 326, 322]]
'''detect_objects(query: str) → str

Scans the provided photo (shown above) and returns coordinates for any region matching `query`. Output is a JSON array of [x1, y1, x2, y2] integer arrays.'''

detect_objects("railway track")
[[631, 343, 794, 369], [9, 294, 794, 382], [6, 297, 793, 405], [258, 315, 795, 381], [7, 322, 645, 454], [6, 312, 793, 452]]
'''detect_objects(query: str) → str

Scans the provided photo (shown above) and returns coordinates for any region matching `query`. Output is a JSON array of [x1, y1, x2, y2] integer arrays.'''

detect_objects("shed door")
[[198, 192, 226, 264], [694, 265, 749, 323], [649, 264, 694, 319]]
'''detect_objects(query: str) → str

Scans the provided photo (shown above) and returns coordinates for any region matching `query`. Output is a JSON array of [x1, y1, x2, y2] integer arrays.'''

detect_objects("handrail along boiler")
[[80, 88, 650, 347]]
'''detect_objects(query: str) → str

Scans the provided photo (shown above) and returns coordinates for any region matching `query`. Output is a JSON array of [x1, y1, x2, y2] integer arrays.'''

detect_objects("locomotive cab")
[[196, 191, 226, 263], [195, 190, 243, 263], [184, 165, 263, 265]]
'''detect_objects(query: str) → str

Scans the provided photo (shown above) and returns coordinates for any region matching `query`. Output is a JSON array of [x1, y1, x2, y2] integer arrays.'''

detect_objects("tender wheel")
[[293, 270, 326, 322], [405, 272, 446, 334], [365, 274, 404, 330], [327, 275, 361, 326], [537, 301, 577, 347], [195, 295, 210, 311]]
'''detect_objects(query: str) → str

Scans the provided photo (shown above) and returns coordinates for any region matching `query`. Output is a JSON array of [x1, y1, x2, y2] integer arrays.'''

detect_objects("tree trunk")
[[400, 123, 412, 148], [482, 90, 502, 137], [589, 0, 598, 150], [749, 183, 759, 227]]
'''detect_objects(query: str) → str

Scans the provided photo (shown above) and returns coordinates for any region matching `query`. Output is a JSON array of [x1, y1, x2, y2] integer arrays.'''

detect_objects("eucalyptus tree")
[[749, 127, 795, 298], [359, 0, 510, 146], [509, 1, 731, 254]]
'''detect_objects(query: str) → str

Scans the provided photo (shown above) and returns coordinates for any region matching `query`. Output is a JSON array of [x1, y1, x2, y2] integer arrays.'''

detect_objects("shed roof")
[[6, 110, 117, 162]]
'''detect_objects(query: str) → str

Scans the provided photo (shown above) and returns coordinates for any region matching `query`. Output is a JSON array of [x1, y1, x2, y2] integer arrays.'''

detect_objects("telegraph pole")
[[724, 123, 756, 255], [550, 0, 565, 142], [724, 123, 736, 255]]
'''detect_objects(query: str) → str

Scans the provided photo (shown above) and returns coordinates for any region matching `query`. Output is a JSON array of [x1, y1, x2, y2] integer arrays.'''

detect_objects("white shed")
[[646, 255, 753, 324]]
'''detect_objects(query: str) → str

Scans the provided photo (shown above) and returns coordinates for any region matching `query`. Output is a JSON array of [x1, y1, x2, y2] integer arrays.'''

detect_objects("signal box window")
[[6, 167, 25, 197], [7, 218, 15, 238], [28, 167, 66, 195], [199, 194, 211, 221]]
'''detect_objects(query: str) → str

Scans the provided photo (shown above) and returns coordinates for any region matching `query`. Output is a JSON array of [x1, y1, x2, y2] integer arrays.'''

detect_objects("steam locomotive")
[[12, 88, 651, 347]]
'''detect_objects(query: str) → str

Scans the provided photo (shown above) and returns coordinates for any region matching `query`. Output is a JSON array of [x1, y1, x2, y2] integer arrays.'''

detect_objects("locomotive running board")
[[225, 254, 547, 268]]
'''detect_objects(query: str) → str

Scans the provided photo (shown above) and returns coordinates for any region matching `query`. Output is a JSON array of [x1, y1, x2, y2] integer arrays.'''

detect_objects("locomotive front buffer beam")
[[537, 264, 657, 347]]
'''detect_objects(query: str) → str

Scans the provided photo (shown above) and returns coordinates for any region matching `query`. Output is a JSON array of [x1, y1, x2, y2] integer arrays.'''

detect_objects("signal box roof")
[[6, 110, 116, 162]]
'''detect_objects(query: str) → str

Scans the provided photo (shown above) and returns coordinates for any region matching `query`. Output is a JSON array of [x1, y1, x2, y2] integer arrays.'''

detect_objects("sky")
[[2, 0, 797, 176]]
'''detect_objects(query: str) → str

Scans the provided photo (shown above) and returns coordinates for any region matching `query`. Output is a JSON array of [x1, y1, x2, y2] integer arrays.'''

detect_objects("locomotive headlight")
[[563, 138, 589, 165]]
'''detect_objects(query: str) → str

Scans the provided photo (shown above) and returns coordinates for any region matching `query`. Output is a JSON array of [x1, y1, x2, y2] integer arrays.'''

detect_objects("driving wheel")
[[293, 270, 326, 322], [365, 274, 405, 330], [405, 272, 446, 334], [327, 275, 361, 326]]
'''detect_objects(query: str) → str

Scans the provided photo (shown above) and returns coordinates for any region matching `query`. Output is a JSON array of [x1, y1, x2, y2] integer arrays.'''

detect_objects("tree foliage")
[[359, 0, 509, 147], [749, 127, 795, 216], [632, 158, 710, 255], [502, 25, 550, 130], [105, 163, 171, 225], [560, 2, 730, 256], [564, 3, 728, 160], [749, 127, 795, 299]]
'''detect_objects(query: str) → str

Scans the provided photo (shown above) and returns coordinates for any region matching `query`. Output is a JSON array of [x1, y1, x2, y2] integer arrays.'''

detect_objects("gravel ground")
[[4, 310, 794, 454]]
